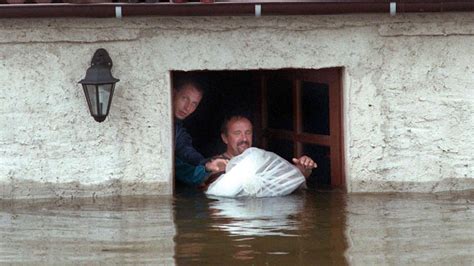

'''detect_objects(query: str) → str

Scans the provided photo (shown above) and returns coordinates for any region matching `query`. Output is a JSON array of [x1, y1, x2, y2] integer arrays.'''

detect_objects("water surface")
[[1, 189, 473, 265]]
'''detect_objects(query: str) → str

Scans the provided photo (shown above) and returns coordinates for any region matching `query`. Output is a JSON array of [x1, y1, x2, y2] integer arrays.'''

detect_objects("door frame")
[[258, 68, 345, 188]]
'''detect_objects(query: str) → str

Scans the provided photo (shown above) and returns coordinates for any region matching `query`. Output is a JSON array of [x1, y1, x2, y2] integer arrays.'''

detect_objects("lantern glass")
[[84, 85, 98, 116], [83, 84, 116, 118], [98, 84, 113, 116]]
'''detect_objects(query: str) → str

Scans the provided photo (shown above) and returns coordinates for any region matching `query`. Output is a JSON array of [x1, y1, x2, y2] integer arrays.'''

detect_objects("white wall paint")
[[0, 14, 473, 198]]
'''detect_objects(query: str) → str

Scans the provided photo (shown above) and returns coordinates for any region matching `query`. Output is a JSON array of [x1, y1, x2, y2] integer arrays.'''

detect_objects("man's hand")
[[205, 158, 228, 173], [292, 156, 317, 178]]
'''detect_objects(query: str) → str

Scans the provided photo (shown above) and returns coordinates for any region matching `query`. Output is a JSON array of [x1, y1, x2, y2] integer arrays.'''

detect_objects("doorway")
[[171, 68, 345, 189]]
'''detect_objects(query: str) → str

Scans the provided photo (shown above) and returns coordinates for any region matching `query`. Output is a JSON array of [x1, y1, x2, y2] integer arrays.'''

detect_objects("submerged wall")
[[0, 13, 473, 198]]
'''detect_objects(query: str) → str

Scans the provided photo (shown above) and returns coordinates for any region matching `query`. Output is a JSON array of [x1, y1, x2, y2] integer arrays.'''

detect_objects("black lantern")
[[79, 48, 119, 122]]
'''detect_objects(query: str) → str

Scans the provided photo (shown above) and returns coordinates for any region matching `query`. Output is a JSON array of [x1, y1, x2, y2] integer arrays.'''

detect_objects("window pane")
[[85, 85, 98, 116], [267, 138, 293, 163], [267, 77, 293, 131], [98, 84, 112, 116], [302, 81, 330, 135], [303, 143, 331, 187]]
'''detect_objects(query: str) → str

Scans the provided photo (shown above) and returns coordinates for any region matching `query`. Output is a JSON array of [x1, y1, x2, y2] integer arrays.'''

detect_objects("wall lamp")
[[79, 48, 120, 123]]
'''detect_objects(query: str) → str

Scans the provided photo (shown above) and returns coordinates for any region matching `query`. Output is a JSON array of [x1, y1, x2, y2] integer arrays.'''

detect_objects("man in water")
[[217, 115, 317, 177], [173, 77, 206, 165], [173, 77, 226, 186]]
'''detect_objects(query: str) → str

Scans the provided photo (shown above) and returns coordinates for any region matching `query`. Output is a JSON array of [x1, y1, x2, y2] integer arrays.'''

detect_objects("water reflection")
[[1, 188, 473, 264], [174, 189, 349, 265], [0, 197, 176, 264], [208, 195, 305, 237], [345, 192, 474, 265]]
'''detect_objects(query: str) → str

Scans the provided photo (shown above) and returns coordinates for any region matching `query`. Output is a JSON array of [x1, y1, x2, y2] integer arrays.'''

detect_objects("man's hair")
[[220, 115, 252, 136], [174, 75, 205, 96]]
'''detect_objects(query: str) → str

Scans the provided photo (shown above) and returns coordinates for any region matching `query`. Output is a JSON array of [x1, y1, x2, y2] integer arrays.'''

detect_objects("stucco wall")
[[0, 13, 473, 198]]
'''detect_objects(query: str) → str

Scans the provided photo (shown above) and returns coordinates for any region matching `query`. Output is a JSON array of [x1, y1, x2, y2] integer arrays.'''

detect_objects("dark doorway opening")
[[172, 68, 345, 189]]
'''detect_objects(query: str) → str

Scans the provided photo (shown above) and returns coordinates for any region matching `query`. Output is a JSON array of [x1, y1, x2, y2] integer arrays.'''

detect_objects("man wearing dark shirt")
[[173, 78, 205, 165], [173, 78, 226, 186], [175, 119, 206, 166]]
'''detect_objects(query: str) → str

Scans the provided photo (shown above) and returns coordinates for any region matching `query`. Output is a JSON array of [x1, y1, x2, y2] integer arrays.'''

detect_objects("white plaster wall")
[[0, 13, 473, 198]]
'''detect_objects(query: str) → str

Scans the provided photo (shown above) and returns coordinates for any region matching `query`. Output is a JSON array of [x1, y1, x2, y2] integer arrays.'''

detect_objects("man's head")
[[220, 116, 253, 158], [173, 79, 204, 120]]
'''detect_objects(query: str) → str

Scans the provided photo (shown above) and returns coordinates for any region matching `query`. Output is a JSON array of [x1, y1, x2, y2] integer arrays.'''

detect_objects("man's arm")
[[292, 156, 317, 178], [175, 122, 206, 166], [175, 157, 208, 187], [175, 157, 228, 187]]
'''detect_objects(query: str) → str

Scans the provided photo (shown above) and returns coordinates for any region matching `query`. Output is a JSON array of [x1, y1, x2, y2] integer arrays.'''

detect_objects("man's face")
[[221, 118, 253, 157], [173, 84, 202, 120]]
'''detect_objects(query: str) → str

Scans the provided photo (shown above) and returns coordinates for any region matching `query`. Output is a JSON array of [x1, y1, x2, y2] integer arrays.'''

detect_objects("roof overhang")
[[1, 1, 474, 18]]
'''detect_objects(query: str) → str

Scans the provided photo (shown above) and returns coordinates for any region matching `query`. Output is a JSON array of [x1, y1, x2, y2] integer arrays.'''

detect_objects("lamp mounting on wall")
[[79, 48, 119, 123]]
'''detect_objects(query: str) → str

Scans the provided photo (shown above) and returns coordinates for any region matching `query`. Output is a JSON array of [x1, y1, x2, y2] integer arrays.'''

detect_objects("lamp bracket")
[[91, 48, 113, 68]]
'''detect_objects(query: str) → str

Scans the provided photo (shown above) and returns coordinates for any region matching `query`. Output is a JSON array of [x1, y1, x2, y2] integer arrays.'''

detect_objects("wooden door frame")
[[258, 68, 345, 188]]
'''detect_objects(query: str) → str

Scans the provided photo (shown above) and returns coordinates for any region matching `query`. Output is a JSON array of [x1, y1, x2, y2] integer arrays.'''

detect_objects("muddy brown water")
[[1, 189, 473, 264]]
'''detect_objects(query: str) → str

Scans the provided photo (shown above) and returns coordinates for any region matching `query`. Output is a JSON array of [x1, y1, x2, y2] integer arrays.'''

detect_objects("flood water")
[[1, 189, 473, 265]]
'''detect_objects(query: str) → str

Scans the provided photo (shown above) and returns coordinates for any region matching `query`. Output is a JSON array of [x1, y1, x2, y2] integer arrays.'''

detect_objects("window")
[[172, 68, 345, 189]]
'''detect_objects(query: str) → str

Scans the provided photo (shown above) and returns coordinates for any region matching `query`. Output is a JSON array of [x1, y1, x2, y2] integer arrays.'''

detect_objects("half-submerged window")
[[172, 68, 344, 189]]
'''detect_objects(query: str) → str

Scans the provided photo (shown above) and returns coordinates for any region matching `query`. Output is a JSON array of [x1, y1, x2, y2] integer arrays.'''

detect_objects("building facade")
[[1, 12, 473, 199]]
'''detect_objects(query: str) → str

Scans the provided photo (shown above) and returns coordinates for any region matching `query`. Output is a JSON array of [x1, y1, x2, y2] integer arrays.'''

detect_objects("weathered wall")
[[0, 13, 473, 198]]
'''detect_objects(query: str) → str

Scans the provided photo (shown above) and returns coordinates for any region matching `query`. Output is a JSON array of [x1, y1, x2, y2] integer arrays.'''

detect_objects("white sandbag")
[[206, 147, 306, 197]]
